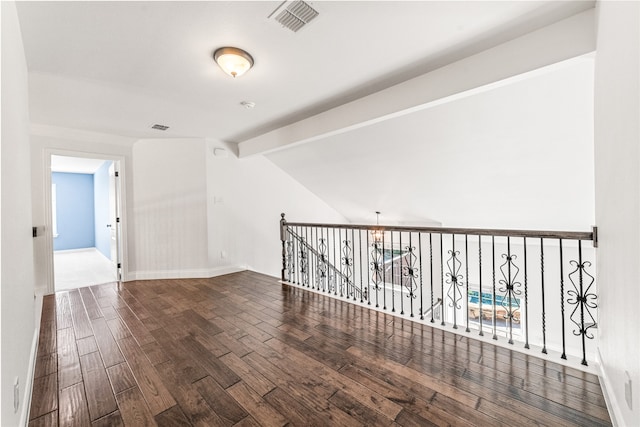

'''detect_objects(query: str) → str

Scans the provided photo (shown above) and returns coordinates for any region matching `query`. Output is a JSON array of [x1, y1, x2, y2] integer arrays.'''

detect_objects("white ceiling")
[[266, 57, 596, 230], [16, 1, 593, 143], [16, 1, 596, 230]]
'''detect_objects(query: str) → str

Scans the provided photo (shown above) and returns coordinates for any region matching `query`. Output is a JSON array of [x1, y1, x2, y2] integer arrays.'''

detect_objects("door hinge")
[[116, 217, 120, 223], [115, 171, 119, 177], [117, 263, 121, 268]]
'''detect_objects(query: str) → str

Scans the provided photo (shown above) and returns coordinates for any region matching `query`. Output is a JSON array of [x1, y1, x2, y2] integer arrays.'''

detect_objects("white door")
[[108, 162, 122, 280]]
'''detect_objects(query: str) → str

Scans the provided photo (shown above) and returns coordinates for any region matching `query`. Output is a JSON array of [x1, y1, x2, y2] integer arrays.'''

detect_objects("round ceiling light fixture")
[[213, 47, 254, 78]]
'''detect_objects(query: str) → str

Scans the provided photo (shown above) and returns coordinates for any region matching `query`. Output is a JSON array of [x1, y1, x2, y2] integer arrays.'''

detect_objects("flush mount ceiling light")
[[213, 47, 254, 78]]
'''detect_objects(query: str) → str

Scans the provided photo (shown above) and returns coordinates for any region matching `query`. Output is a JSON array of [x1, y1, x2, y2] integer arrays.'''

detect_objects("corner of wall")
[[597, 347, 622, 427]]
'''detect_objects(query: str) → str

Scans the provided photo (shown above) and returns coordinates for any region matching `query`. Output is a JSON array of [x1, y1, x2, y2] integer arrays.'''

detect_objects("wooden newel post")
[[280, 213, 287, 281]]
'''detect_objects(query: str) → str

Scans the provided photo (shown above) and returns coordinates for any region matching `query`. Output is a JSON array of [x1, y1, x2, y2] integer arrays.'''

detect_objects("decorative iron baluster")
[[419, 233, 424, 320], [299, 236, 308, 288], [316, 236, 328, 291], [280, 214, 287, 282], [328, 229, 334, 293], [445, 235, 464, 329], [560, 239, 566, 360], [299, 228, 303, 286], [478, 235, 484, 336], [370, 236, 383, 308], [352, 229, 358, 301], [540, 238, 546, 353], [341, 238, 353, 299], [391, 231, 395, 313], [293, 227, 299, 284], [321, 228, 326, 291], [366, 231, 371, 305], [309, 227, 315, 289], [359, 230, 365, 303], [429, 233, 434, 323], [440, 233, 445, 326], [465, 234, 470, 333], [308, 228, 313, 289], [398, 232, 402, 314], [524, 237, 529, 349], [285, 232, 294, 282], [333, 228, 338, 296], [382, 232, 387, 310], [567, 240, 597, 366], [334, 229, 340, 294], [492, 236, 497, 340], [498, 237, 522, 345], [401, 238, 418, 318]]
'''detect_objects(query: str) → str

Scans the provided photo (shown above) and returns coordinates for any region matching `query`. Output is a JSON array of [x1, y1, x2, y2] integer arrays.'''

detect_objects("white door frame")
[[43, 148, 128, 294]]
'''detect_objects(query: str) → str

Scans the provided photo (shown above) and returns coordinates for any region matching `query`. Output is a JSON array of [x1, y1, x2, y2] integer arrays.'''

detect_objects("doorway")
[[51, 155, 122, 291]]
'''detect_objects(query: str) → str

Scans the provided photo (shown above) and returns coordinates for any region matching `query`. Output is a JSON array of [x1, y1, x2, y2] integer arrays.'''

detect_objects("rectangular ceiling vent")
[[269, 0, 319, 33], [151, 124, 169, 131]]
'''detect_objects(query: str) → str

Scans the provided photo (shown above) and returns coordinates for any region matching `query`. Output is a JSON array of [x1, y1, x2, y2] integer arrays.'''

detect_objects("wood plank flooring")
[[29, 271, 612, 426]]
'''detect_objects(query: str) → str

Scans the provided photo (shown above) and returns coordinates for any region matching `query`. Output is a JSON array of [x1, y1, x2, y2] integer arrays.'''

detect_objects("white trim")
[[597, 347, 622, 427], [21, 294, 43, 426], [53, 247, 101, 254], [51, 183, 58, 238], [127, 265, 245, 281]]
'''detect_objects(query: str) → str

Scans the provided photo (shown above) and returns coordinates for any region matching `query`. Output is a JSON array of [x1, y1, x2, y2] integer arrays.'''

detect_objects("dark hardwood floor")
[[29, 270, 612, 426]]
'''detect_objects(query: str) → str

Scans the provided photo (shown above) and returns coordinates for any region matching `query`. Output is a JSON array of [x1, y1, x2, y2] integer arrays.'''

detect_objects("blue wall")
[[52, 172, 96, 251], [94, 161, 112, 259]]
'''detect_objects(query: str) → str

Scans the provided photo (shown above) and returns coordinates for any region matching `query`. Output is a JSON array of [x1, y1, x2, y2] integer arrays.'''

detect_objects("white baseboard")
[[21, 294, 43, 426], [53, 247, 98, 254], [127, 265, 245, 281], [597, 347, 622, 427]]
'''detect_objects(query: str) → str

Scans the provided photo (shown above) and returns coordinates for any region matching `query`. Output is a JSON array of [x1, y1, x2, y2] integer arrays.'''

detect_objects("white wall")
[[30, 126, 135, 291], [1, 2, 37, 425], [30, 130, 347, 284], [267, 57, 595, 230], [132, 138, 209, 279], [594, 1, 640, 425], [130, 138, 345, 280], [205, 140, 347, 278]]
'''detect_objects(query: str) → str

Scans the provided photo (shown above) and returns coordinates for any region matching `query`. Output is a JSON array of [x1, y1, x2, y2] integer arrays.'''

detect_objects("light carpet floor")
[[54, 248, 118, 291]]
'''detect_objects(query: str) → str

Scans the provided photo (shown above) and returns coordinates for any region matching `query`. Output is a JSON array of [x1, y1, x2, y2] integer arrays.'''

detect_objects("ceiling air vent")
[[269, 0, 319, 33], [151, 124, 169, 131]]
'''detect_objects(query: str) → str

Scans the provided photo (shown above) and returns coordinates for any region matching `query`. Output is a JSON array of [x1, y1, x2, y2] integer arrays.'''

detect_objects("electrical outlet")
[[625, 371, 633, 410], [221, 250, 227, 259], [14, 377, 19, 413]]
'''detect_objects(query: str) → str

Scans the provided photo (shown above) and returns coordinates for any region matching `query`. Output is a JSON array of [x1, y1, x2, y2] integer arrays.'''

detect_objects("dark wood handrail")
[[282, 216, 596, 242]]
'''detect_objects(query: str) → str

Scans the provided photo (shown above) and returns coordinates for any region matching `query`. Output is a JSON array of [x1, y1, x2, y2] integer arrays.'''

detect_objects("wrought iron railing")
[[280, 213, 599, 368]]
